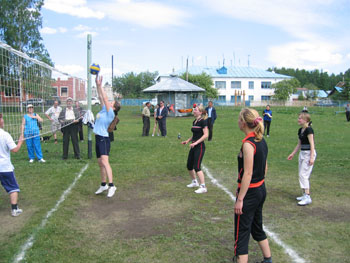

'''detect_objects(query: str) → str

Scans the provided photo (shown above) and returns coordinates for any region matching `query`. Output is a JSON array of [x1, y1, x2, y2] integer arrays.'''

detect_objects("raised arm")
[[95, 75, 110, 111]]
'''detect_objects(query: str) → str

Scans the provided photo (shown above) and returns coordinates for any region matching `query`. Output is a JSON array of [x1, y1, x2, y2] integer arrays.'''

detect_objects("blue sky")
[[40, 0, 350, 82]]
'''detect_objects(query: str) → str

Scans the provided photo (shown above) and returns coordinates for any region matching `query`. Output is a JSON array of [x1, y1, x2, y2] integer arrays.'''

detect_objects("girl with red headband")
[[233, 108, 272, 263]]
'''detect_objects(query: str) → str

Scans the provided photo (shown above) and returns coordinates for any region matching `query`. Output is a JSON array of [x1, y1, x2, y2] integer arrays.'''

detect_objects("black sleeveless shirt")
[[237, 132, 268, 184]]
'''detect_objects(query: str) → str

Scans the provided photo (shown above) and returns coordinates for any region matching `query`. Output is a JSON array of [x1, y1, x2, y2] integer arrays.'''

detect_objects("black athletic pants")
[[187, 142, 205, 172], [207, 118, 214, 141], [346, 111, 350, 122], [234, 184, 267, 256]]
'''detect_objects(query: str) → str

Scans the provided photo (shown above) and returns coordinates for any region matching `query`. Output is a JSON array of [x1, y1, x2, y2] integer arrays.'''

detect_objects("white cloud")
[[55, 64, 85, 76], [76, 31, 98, 39], [43, 0, 104, 19], [41, 27, 57, 34], [94, 0, 190, 28], [268, 41, 343, 70], [41, 26, 67, 34], [73, 24, 91, 31]]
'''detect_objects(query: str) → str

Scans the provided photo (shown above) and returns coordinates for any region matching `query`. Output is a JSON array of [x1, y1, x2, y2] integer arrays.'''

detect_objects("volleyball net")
[[0, 41, 87, 141]]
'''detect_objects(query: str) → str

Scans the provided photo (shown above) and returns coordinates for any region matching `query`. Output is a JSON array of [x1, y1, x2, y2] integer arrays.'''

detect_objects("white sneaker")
[[157, 133, 160, 136], [38, 159, 46, 163], [107, 186, 117, 198], [195, 186, 207, 194], [187, 181, 199, 188], [298, 195, 312, 206], [152, 134, 154, 137], [296, 193, 307, 201], [29, 159, 34, 163], [95, 185, 108, 195], [11, 208, 23, 217]]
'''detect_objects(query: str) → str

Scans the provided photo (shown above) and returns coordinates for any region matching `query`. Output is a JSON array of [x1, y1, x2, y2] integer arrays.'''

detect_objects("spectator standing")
[[75, 101, 84, 142], [262, 105, 272, 137], [156, 101, 168, 137], [142, 102, 151, 136], [0, 113, 25, 216], [345, 103, 350, 122], [152, 104, 160, 137], [58, 97, 80, 160], [45, 100, 62, 144], [205, 101, 217, 141], [21, 104, 45, 163]]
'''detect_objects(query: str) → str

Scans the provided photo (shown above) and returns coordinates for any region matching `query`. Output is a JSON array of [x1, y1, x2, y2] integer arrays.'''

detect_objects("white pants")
[[298, 150, 316, 189]]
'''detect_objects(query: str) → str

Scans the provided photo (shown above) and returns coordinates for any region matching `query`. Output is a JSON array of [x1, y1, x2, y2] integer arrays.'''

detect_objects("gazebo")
[[142, 74, 205, 117]]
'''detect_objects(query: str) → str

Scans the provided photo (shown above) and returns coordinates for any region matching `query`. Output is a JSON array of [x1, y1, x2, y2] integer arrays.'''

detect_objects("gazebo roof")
[[143, 75, 205, 93]]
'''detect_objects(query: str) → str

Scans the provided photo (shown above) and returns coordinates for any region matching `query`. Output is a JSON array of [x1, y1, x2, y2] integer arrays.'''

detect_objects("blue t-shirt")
[[263, 109, 272, 121], [93, 106, 115, 137]]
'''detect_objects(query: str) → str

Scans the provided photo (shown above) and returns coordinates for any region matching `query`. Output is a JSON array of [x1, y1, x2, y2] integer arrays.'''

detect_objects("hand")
[[95, 75, 103, 88], [181, 140, 188, 145], [287, 154, 294, 160], [18, 134, 24, 141], [234, 199, 243, 215], [309, 158, 314, 165], [190, 142, 196, 148]]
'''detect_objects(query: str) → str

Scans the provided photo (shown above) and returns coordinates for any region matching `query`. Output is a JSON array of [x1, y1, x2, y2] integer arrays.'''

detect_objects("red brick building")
[[51, 77, 86, 102]]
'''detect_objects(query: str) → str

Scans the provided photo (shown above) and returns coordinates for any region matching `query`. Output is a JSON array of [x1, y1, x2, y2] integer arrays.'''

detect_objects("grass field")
[[0, 106, 349, 263]]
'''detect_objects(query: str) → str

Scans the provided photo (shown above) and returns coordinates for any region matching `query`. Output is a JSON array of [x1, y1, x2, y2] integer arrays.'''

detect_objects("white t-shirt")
[[45, 106, 62, 121], [0, 128, 17, 172]]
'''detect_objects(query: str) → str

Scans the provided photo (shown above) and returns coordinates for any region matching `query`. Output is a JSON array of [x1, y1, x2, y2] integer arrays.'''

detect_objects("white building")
[[163, 66, 292, 103]]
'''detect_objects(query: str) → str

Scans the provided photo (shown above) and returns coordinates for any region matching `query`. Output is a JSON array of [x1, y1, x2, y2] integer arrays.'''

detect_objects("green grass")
[[0, 106, 349, 263]]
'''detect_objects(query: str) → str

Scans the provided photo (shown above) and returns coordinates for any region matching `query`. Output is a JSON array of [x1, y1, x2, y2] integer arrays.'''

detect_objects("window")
[[248, 95, 254, 101], [261, 96, 271, 101], [61, 87, 68, 97], [231, 81, 241, 89], [218, 96, 226, 101], [215, 81, 226, 89], [230, 96, 234, 102], [249, 81, 254, 89], [237, 96, 241, 102], [261, 82, 271, 89]]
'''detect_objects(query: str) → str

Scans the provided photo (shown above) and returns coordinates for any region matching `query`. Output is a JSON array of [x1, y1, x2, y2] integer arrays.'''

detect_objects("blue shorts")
[[95, 135, 111, 158], [0, 171, 20, 193]]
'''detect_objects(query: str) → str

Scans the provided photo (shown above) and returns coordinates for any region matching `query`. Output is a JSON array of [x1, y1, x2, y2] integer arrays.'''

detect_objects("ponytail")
[[239, 108, 264, 142]]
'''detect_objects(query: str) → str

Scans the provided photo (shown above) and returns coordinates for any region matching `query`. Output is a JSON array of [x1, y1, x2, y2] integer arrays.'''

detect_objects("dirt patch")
[[76, 177, 192, 240]]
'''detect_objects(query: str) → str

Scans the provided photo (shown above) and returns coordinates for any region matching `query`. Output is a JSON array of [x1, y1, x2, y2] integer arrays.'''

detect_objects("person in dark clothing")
[[58, 97, 80, 159], [142, 102, 151, 136], [205, 101, 217, 141], [262, 105, 272, 137], [233, 108, 272, 263], [345, 103, 350, 122], [156, 100, 168, 136], [75, 101, 84, 141]]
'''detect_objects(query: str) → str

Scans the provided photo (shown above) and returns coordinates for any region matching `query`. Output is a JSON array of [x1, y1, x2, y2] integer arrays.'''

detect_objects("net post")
[[87, 34, 92, 159]]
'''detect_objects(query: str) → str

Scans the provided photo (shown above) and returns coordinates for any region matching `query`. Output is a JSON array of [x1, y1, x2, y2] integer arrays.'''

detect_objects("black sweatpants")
[[264, 120, 271, 136], [187, 142, 205, 172], [207, 117, 214, 141], [234, 184, 267, 256]]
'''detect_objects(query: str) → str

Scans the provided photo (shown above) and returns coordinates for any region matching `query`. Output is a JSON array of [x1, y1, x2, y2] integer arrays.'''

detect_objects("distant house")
[[158, 65, 292, 103], [292, 88, 329, 100], [51, 77, 86, 103]]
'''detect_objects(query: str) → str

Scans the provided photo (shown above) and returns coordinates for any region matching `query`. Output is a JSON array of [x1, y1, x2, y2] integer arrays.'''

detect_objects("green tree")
[[113, 71, 158, 98], [272, 78, 300, 102], [303, 83, 319, 100], [0, 0, 52, 65], [180, 72, 218, 99]]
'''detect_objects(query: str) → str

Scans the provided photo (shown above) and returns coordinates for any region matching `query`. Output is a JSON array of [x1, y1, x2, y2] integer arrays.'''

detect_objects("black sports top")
[[191, 118, 207, 142], [237, 132, 268, 185], [298, 127, 314, 150]]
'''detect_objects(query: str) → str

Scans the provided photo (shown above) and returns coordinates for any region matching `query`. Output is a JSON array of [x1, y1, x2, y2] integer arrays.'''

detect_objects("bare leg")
[[237, 254, 248, 263], [188, 169, 196, 180], [98, 158, 107, 183], [10, 192, 18, 205], [304, 188, 310, 195], [196, 171, 205, 185], [258, 239, 271, 258], [99, 155, 113, 183]]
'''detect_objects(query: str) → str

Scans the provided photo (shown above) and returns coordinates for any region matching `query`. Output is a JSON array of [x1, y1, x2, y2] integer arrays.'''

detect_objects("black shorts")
[[95, 135, 111, 158], [234, 184, 267, 256], [187, 142, 205, 172]]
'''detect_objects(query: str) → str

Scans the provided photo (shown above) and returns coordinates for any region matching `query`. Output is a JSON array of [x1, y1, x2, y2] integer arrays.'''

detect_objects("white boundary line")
[[202, 165, 306, 263], [13, 164, 89, 263]]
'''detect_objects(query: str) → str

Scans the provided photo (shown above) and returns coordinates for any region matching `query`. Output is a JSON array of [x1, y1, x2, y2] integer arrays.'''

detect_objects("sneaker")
[[11, 208, 23, 217], [95, 185, 108, 195], [267, 135, 270, 137], [187, 181, 199, 188], [296, 193, 307, 201], [157, 133, 160, 136], [298, 195, 312, 206], [38, 159, 46, 163], [195, 186, 207, 194], [152, 134, 154, 137], [107, 186, 117, 198]]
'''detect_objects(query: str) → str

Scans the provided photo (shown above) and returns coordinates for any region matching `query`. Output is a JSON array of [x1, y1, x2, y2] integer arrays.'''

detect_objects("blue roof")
[[334, 86, 343, 92], [173, 66, 292, 79], [317, 90, 329, 98]]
